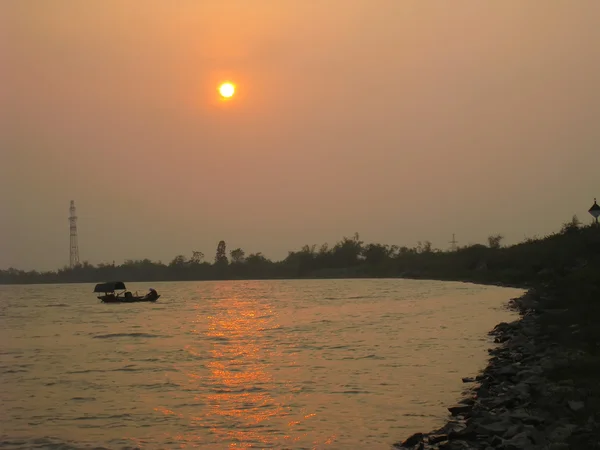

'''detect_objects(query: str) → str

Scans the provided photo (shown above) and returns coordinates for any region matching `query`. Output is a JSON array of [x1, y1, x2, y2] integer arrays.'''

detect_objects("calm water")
[[0, 279, 523, 449]]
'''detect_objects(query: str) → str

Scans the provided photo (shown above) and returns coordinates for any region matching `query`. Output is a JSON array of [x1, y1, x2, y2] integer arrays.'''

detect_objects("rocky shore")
[[393, 287, 599, 450]]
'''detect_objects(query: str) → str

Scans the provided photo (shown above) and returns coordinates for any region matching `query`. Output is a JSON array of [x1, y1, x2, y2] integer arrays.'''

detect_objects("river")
[[0, 279, 523, 449]]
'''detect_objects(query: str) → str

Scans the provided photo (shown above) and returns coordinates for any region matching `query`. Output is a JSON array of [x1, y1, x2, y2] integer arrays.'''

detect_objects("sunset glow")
[[218, 82, 235, 99]]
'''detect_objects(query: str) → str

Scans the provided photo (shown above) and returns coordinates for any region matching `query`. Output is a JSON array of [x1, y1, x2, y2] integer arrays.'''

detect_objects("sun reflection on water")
[[146, 283, 343, 448], [202, 293, 284, 447], [157, 284, 332, 449]]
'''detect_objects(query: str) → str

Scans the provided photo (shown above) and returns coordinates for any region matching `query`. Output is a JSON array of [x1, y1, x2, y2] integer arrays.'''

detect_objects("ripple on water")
[[0, 279, 523, 449], [92, 333, 165, 339]]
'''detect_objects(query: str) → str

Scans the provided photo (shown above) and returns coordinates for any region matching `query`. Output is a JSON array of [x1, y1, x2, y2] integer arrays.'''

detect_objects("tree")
[[215, 240, 228, 265], [246, 252, 269, 264], [561, 215, 581, 234], [487, 234, 504, 249], [397, 246, 414, 255], [301, 244, 317, 255], [331, 233, 364, 267], [416, 240, 432, 254], [190, 251, 204, 264], [169, 255, 187, 267], [363, 243, 393, 265], [230, 248, 246, 264]]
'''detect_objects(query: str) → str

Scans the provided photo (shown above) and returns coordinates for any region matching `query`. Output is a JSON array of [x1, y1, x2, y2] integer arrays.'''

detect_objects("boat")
[[94, 281, 160, 303]]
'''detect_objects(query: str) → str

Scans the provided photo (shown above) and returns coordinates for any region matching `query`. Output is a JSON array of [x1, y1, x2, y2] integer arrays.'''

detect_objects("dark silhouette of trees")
[[561, 215, 582, 234], [190, 251, 204, 264], [330, 233, 363, 268], [363, 243, 395, 266], [1, 218, 600, 286], [215, 241, 228, 265], [230, 248, 246, 264], [169, 255, 187, 268], [487, 234, 504, 249], [416, 240, 433, 254]]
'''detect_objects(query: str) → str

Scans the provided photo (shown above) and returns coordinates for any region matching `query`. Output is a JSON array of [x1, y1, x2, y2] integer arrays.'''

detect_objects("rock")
[[510, 409, 544, 425], [476, 421, 510, 436], [448, 405, 471, 416], [512, 382, 530, 396], [548, 444, 570, 450], [438, 440, 470, 450], [396, 432, 424, 448], [568, 400, 584, 412], [462, 377, 475, 383], [502, 431, 532, 449], [447, 424, 477, 440], [522, 424, 547, 446], [458, 397, 476, 406], [503, 424, 522, 439], [549, 423, 577, 442], [486, 395, 515, 409], [497, 365, 519, 377], [428, 434, 448, 444], [492, 322, 513, 333]]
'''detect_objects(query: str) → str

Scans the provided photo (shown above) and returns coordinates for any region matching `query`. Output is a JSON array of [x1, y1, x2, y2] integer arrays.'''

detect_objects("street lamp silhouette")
[[589, 198, 600, 225]]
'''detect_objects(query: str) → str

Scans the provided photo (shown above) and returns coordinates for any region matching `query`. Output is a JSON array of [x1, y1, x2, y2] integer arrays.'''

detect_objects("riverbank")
[[393, 278, 600, 450], [3, 222, 598, 286]]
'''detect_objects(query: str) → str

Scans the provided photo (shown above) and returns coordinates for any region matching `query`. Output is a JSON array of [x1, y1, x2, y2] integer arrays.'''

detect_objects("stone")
[[549, 423, 577, 442], [490, 435, 504, 447], [502, 431, 532, 449], [438, 441, 470, 450], [462, 377, 475, 383], [510, 409, 544, 425], [486, 395, 513, 409], [428, 434, 448, 445], [497, 365, 519, 376], [397, 432, 424, 448], [476, 421, 510, 436], [448, 405, 471, 416], [447, 424, 477, 440], [548, 444, 570, 450], [568, 400, 584, 412], [522, 425, 547, 446], [458, 397, 476, 406], [503, 424, 522, 439], [512, 382, 530, 396]]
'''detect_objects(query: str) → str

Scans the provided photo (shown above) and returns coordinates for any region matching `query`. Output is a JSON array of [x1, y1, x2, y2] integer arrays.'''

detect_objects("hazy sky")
[[2, 1, 600, 271]]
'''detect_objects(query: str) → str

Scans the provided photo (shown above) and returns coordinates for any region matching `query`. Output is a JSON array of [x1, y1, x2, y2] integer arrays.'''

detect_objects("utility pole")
[[449, 233, 458, 251], [69, 200, 80, 267]]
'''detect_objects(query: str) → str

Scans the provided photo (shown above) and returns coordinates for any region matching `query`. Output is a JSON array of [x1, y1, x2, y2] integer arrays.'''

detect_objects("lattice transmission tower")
[[69, 200, 80, 267], [449, 233, 458, 252]]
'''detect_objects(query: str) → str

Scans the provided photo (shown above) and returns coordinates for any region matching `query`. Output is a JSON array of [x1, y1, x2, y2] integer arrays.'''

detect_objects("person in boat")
[[147, 288, 158, 300]]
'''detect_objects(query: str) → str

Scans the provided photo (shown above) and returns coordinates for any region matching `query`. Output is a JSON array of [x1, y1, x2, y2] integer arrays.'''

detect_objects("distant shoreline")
[[4, 222, 594, 287]]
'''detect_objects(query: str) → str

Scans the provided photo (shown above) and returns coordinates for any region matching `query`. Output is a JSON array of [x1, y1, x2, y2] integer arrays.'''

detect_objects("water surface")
[[0, 279, 523, 449]]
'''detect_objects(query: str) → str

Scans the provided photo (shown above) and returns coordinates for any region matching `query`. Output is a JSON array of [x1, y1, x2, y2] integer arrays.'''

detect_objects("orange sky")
[[2, 1, 600, 270]]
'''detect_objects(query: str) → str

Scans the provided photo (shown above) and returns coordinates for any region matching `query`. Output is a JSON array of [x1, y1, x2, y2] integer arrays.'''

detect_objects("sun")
[[218, 82, 235, 99]]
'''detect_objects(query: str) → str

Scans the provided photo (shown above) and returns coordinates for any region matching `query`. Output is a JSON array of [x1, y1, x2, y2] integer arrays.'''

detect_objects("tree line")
[[1, 215, 598, 286]]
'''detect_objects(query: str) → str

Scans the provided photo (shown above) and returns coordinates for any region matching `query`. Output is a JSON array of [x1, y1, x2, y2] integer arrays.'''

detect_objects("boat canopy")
[[93, 281, 126, 293]]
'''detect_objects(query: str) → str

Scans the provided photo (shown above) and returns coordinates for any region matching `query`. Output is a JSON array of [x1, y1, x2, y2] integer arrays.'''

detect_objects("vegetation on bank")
[[1, 216, 598, 285]]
